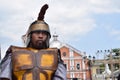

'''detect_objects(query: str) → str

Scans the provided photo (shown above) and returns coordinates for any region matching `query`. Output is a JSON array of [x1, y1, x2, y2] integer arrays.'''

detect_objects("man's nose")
[[38, 33, 43, 38]]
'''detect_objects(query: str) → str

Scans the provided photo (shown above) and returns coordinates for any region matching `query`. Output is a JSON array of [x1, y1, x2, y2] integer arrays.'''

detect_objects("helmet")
[[22, 4, 51, 47], [28, 20, 50, 37]]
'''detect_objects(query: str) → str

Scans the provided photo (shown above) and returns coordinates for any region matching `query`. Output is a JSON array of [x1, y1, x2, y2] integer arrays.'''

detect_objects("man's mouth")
[[37, 40, 43, 43]]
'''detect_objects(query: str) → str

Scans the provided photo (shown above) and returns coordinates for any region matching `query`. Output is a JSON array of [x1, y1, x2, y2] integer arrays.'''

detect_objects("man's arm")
[[53, 49, 67, 80], [0, 53, 11, 80], [53, 62, 67, 80]]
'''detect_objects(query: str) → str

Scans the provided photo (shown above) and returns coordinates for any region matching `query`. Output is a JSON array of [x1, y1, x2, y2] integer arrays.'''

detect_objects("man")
[[0, 4, 67, 80]]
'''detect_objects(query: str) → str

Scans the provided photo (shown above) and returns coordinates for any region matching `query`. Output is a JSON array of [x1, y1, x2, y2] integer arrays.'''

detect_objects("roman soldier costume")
[[0, 4, 67, 80], [11, 46, 58, 80], [10, 4, 59, 80]]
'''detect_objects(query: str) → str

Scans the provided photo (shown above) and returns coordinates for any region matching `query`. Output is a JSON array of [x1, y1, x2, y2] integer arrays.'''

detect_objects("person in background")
[[0, 4, 67, 80]]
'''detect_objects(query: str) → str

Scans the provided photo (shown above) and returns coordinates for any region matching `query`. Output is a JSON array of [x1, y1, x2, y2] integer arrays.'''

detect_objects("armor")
[[11, 46, 58, 80]]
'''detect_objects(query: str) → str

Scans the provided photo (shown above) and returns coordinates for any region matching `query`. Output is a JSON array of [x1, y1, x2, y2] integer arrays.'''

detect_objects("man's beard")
[[36, 40, 47, 49], [30, 40, 47, 49]]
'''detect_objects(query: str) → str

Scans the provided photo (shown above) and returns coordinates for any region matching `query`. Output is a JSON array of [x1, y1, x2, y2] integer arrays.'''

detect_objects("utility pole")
[[109, 52, 114, 80]]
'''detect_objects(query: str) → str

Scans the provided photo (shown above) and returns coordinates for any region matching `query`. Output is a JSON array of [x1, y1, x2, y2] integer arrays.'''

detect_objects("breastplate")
[[11, 46, 58, 80]]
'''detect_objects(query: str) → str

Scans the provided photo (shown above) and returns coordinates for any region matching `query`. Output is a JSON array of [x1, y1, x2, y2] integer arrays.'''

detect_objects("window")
[[63, 52, 66, 56], [76, 64, 80, 70]]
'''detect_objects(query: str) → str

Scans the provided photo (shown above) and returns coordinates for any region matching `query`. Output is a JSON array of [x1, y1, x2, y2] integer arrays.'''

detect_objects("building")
[[92, 50, 120, 80], [50, 34, 92, 80]]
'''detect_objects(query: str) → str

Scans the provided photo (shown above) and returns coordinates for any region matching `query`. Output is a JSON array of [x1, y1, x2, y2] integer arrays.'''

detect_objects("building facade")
[[50, 34, 91, 80]]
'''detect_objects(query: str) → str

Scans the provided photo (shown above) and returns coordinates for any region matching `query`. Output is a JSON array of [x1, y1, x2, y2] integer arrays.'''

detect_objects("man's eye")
[[42, 32, 47, 35]]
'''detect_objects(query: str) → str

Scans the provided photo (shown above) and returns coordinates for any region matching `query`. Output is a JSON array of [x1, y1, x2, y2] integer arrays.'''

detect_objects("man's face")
[[30, 31, 48, 49]]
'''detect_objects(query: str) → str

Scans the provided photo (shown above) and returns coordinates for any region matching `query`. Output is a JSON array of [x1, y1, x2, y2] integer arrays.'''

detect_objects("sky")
[[0, 0, 120, 59]]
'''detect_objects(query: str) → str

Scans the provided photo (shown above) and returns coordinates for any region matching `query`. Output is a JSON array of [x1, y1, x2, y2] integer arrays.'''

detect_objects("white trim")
[[82, 60, 86, 80]]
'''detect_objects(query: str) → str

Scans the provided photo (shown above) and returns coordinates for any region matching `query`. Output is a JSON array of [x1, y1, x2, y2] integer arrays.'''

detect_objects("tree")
[[111, 48, 120, 70], [112, 48, 120, 57]]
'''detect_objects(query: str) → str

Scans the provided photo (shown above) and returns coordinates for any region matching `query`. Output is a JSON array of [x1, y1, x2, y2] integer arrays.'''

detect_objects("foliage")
[[111, 48, 120, 70], [112, 48, 120, 56]]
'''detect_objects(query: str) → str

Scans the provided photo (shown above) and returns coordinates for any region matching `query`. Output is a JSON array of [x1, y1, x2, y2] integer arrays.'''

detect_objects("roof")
[[50, 34, 84, 56]]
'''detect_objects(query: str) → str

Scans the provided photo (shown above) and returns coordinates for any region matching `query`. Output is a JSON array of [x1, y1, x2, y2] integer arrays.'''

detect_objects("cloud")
[[89, 0, 120, 13], [105, 26, 120, 41], [110, 30, 120, 40], [0, 0, 120, 40], [111, 30, 120, 40], [50, 17, 96, 38], [0, 0, 120, 58], [111, 29, 120, 36]]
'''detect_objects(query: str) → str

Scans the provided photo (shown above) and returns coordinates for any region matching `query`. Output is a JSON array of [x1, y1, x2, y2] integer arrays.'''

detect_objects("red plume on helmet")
[[37, 4, 49, 21]]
